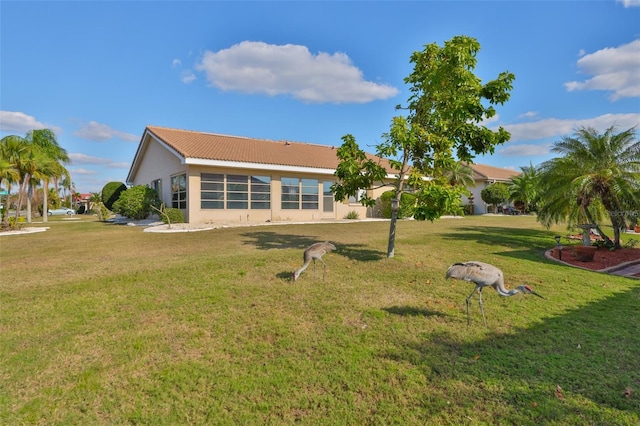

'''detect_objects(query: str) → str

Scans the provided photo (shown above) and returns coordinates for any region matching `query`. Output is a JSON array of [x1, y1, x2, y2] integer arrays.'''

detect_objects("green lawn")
[[1, 215, 638, 425]]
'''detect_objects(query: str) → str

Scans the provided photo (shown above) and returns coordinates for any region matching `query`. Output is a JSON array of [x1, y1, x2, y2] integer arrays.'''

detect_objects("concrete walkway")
[[607, 261, 640, 278]]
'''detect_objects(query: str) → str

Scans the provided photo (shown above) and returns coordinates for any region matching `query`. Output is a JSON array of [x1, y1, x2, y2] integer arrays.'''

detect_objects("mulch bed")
[[550, 246, 640, 276]]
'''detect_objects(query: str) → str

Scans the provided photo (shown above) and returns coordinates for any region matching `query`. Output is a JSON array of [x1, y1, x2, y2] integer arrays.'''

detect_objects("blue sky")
[[1, 0, 639, 193]]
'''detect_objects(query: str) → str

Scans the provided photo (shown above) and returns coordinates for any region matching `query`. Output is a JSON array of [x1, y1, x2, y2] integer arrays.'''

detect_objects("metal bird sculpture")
[[294, 241, 336, 281], [445, 261, 544, 326]]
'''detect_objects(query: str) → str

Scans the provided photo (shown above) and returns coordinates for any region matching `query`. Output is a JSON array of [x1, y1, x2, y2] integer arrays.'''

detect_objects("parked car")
[[48, 207, 75, 216]]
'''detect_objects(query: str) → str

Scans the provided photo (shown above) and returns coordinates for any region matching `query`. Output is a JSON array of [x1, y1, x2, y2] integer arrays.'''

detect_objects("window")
[[301, 179, 318, 210], [323, 181, 334, 213], [251, 176, 271, 209], [281, 178, 318, 210], [151, 179, 162, 203], [201, 173, 224, 209], [171, 174, 187, 209], [281, 177, 300, 210], [227, 174, 248, 209], [348, 189, 366, 204], [201, 173, 271, 210]]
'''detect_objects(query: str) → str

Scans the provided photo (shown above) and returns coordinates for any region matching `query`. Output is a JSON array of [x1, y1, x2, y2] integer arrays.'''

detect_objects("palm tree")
[[445, 161, 475, 188], [0, 158, 19, 224], [25, 129, 70, 222], [17, 147, 53, 223], [60, 174, 74, 208], [509, 163, 539, 214], [0, 135, 28, 191], [537, 126, 640, 249]]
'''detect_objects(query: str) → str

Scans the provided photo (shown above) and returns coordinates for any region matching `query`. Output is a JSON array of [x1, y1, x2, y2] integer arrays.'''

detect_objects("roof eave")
[[126, 127, 186, 184]]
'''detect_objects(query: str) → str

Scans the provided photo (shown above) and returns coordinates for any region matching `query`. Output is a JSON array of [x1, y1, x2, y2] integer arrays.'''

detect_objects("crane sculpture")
[[445, 261, 544, 326], [293, 241, 337, 282]]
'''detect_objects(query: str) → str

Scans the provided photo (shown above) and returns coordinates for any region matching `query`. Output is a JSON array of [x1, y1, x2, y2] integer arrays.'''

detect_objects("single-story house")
[[464, 163, 521, 215], [126, 126, 399, 224]]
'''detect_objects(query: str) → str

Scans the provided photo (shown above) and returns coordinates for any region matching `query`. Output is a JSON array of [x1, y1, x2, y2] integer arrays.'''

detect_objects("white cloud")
[[0, 110, 62, 134], [617, 0, 640, 7], [181, 70, 197, 84], [69, 153, 130, 169], [517, 111, 539, 119], [109, 162, 131, 169], [70, 168, 99, 175], [565, 39, 640, 100], [498, 143, 551, 157], [172, 58, 182, 67], [502, 112, 640, 141], [479, 113, 500, 126], [73, 121, 138, 142], [195, 41, 399, 103], [69, 153, 114, 165]]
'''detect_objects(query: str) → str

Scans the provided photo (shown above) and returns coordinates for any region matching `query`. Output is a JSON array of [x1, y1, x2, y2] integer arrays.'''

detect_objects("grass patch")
[[1, 216, 638, 424]]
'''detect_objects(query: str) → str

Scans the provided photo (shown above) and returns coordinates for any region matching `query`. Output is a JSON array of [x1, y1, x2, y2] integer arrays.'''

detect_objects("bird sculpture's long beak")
[[531, 291, 544, 299]]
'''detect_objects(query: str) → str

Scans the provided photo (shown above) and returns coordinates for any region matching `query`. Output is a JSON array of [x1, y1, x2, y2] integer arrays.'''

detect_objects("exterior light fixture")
[[554, 235, 562, 260]]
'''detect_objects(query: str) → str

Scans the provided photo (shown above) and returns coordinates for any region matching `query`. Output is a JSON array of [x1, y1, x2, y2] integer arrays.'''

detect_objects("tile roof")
[[145, 125, 395, 171], [468, 163, 521, 181]]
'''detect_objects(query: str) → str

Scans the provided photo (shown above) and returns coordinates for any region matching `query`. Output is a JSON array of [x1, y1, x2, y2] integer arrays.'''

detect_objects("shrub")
[[162, 208, 184, 224], [7, 216, 26, 230], [624, 238, 638, 248], [378, 191, 416, 219], [481, 183, 510, 212], [344, 210, 359, 220], [112, 185, 160, 220], [101, 182, 127, 211]]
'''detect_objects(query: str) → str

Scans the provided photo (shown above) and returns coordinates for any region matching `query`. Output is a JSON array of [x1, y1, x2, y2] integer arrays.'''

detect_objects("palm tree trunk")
[[42, 178, 49, 223], [14, 177, 28, 223], [583, 207, 615, 247], [26, 183, 33, 223], [606, 209, 624, 249]]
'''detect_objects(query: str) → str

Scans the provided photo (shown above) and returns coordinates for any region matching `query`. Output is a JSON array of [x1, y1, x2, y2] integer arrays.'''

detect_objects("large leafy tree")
[[332, 35, 515, 257], [537, 126, 640, 249], [481, 182, 510, 213]]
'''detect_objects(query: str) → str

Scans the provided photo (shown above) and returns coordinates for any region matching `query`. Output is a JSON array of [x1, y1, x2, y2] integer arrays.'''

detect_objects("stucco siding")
[[130, 136, 185, 207]]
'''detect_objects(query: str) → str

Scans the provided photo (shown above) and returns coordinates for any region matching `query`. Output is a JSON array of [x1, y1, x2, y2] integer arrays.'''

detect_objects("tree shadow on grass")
[[241, 231, 385, 262], [241, 231, 320, 251], [383, 306, 445, 318], [443, 226, 558, 252], [380, 285, 640, 423]]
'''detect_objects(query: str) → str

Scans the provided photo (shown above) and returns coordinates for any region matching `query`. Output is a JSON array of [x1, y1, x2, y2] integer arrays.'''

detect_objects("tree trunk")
[[14, 179, 25, 223], [387, 197, 399, 258], [607, 210, 624, 249], [26, 184, 32, 223], [584, 207, 615, 247], [42, 179, 49, 223]]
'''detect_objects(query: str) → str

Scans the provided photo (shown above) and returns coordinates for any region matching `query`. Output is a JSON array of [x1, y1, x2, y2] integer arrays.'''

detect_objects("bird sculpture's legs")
[[312, 259, 316, 278], [465, 286, 479, 325], [477, 288, 487, 327], [319, 258, 327, 282], [465, 285, 487, 326]]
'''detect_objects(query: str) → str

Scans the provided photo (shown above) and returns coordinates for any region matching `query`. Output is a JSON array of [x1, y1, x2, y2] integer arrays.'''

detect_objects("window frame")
[[171, 173, 187, 209]]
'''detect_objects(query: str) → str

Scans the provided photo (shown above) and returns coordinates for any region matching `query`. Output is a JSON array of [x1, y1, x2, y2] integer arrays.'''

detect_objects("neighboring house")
[[464, 163, 521, 215], [126, 126, 399, 224], [74, 193, 92, 213]]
